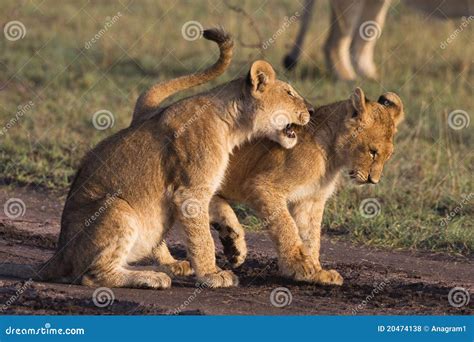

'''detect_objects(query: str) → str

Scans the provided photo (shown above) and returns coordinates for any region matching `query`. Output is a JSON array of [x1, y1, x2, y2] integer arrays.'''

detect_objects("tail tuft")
[[203, 27, 233, 48]]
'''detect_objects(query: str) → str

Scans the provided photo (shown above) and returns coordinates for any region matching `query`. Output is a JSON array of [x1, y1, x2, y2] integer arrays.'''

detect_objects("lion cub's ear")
[[378, 92, 404, 127], [248, 60, 276, 95], [350, 87, 368, 121]]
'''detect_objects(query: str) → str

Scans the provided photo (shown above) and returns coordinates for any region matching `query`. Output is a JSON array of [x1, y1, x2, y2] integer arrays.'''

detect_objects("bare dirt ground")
[[0, 186, 472, 315]]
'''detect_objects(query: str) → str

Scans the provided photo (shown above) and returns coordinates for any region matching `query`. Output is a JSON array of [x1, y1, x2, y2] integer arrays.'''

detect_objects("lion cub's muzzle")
[[298, 111, 311, 126]]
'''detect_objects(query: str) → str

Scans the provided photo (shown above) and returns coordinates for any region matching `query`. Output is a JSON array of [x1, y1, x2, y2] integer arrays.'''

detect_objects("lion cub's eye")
[[287, 90, 295, 97], [369, 149, 377, 159]]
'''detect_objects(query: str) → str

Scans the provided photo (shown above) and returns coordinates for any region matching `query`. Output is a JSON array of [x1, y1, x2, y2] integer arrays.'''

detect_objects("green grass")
[[0, 1, 472, 255]]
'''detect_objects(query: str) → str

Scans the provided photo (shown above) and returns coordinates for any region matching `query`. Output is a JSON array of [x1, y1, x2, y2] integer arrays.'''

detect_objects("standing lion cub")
[[0, 28, 312, 289]]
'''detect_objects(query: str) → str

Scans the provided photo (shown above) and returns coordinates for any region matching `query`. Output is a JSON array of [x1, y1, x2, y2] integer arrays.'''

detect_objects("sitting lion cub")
[[144, 88, 404, 285], [2, 28, 312, 289]]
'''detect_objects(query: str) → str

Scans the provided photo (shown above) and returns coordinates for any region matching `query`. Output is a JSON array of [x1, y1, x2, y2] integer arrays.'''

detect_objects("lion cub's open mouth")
[[283, 124, 297, 139]]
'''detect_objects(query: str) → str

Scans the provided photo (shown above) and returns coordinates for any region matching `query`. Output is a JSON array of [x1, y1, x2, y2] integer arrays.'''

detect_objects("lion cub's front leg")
[[173, 187, 238, 288], [250, 190, 320, 282], [289, 198, 343, 286]]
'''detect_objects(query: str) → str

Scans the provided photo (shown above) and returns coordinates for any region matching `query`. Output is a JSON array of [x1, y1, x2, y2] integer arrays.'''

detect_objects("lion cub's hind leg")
[[80, 199, 171, 289], [152, 241, 194, 277], [210, 196, 247, 268]]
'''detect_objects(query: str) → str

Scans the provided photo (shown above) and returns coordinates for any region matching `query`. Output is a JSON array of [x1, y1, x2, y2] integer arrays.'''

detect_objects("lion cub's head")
[[337, 88, 404, 184], [245, 60, 313, 149]]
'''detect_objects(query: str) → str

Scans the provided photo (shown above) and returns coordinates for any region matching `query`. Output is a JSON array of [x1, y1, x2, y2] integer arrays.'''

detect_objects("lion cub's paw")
[[197, 270, 239, 288], [286, 259, 321, 282], [312, 269, 343, 286], [220, 235, 248, 268], [157, 261, 194, 278], [279, 247, 320, 281], [137, 271, 172, 289]]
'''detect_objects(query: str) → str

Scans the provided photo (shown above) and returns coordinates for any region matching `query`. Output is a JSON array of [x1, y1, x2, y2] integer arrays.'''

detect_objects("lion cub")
[[146, 88, 404, 285], [24, 28, 311, 289]]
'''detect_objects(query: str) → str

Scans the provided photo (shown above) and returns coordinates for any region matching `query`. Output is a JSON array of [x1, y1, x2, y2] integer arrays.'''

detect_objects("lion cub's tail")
[[0, 254, 69, 283], [132, 27, 234, 123]]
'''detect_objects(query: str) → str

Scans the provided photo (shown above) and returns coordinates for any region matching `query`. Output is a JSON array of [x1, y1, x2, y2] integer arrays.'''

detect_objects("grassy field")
[[0, 0, 472, 255]]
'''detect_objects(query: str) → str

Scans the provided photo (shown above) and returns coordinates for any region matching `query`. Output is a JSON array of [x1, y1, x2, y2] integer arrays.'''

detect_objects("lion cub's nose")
[[308, 107, 315, 116]]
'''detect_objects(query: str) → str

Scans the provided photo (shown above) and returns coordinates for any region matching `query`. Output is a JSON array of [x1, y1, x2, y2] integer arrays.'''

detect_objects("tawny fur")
[[0, 28, 312, 289], [147, 88, 404, 286], [284, 0, 471, 80]]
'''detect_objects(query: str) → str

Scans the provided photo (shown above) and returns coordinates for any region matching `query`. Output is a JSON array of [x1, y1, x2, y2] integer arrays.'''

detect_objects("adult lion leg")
[[210, 195, 247, 268], [351, 0, 391, 79], [324, 0, 364, 80], [173, 187, 238, 288], [289, 198, 343, 286], [282, 0, 316, 70], [152, 241, 194, 277]]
